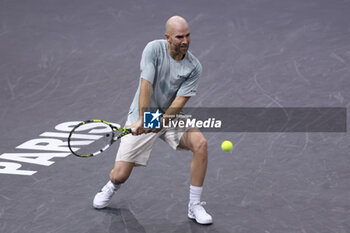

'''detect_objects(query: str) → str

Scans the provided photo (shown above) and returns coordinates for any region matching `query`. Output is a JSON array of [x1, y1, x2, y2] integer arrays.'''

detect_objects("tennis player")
[[93, 15, 213, 224]]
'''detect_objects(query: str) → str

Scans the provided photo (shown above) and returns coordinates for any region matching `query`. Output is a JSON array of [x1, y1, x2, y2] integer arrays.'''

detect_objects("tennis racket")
[[68, 119, 132, 157]]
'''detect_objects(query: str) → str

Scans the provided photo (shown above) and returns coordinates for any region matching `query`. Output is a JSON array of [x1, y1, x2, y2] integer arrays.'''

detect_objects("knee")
[[192, 138, 208, 155], [110, 170, 129, 184]]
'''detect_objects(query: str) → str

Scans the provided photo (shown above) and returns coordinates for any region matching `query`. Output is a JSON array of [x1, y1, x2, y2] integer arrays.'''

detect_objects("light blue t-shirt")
[[128, 39, 202, 125]]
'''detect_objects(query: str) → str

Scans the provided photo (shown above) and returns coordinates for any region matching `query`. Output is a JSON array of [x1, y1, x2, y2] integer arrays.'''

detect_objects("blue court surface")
[[1, 0, 349, 232]]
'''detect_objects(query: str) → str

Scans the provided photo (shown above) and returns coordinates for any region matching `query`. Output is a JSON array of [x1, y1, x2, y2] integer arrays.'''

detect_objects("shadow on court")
[[89, 207, 228, 233], [94, 208, 147, 233]]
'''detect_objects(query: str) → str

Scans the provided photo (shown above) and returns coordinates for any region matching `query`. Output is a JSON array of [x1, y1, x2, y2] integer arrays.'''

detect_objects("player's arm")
[[131, 41, 157, 135], [138, 78, 152, 122], [160, 62, 201, 126], [161, 96, 190, 125], [144, 96, 190, 133], [131, 78, 152, 135]]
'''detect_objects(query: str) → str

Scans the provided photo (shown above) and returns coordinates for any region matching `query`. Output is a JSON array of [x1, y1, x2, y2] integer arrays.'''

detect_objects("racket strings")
[[69, 122, 115, 156]]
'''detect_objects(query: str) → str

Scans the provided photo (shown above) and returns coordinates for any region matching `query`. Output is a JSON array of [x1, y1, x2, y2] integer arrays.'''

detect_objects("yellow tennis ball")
[[221, 140, 233, 152]]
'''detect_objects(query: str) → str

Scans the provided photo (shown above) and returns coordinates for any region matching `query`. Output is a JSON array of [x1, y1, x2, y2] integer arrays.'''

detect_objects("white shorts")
[[115, 118, 188, 166]]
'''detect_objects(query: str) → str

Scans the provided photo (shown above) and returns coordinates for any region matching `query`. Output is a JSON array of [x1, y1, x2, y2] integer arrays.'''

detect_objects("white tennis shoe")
[[93, 182, 118, 209], [188, 202, 213, 224]]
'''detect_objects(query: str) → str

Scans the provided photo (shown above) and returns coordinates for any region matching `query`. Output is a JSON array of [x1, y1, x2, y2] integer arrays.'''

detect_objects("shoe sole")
[[188, 213, 213, 225], [93, 203, 108, 209]]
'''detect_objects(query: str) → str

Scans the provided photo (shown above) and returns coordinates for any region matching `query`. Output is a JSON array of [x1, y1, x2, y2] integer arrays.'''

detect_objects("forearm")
[[138, 78, 152, 120], [162, 96, 190, 124]]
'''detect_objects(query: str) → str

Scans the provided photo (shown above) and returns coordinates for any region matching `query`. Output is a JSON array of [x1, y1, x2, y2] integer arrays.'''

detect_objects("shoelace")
[[102, 186, 115, 195], [192, 201, 206, 206], [192, 201, 208, 214], [198, 201, 206, 206]]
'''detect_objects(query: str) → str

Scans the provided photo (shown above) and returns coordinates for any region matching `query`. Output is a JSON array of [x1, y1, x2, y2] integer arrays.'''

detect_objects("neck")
[[168, 45, 185, 61]]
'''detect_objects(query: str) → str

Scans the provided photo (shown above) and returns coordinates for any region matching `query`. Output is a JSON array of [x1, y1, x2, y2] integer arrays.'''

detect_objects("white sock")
[[107, 180, 120, 191], [189, 185, 203, 206]]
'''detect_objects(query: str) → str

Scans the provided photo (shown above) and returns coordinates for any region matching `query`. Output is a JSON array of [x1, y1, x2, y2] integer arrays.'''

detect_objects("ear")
[[165, 33, 170, 41]]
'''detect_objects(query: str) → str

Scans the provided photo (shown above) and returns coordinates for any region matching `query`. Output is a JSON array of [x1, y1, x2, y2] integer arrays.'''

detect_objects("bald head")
[[165, 16, 189, 36], [165, 16, 191, 60]]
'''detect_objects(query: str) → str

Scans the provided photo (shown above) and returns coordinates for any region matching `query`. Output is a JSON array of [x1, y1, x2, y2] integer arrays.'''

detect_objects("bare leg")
[[179, 128, 212, 224], [178, 128, 208, 186], [109, 161, 135, 184]]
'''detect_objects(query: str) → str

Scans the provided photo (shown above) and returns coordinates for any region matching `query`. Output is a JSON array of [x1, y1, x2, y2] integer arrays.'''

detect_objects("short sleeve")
[[140, 42, 157, 84], [177, 63, 202, 97]]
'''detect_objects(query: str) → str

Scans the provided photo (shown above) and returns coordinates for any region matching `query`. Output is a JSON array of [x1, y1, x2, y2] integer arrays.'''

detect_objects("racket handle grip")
[[126, 128, 134, 134]]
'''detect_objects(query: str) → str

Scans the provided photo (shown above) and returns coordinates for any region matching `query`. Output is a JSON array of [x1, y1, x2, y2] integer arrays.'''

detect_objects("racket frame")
[[68, 119, 132, 157]]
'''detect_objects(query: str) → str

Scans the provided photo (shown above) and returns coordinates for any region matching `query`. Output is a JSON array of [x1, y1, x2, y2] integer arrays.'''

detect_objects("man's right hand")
[[130, 119, 144, 135]]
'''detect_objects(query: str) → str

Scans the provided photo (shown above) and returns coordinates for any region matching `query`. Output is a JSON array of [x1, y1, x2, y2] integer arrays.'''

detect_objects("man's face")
[[167, 25, 191, 57]]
